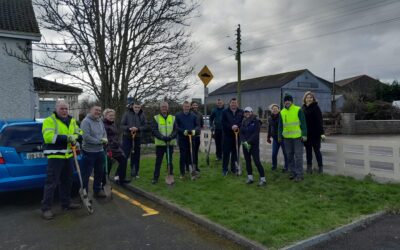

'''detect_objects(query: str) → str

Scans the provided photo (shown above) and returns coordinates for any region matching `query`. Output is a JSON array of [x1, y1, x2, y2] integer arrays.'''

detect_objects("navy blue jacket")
[[209, 107, 224, 130], [240, 115, 261, 146], [175, 111, 200, 139], [221, 108, 244, 135]]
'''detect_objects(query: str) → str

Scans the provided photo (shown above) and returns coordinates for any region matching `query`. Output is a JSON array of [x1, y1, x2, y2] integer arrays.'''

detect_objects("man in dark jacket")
[[190, 101, 203, 172], [176, 101, 200, 177], [241, 107, 266, 186], [209, 98, 224, 160], [267, 104, 288, 172], [120, 102, 147, 178], [151, 102, 178, 184], [221, 98, 244, 175]]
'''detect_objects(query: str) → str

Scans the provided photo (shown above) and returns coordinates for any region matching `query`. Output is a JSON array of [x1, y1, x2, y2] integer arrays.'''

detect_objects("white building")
[[0, 0, 41, 120]]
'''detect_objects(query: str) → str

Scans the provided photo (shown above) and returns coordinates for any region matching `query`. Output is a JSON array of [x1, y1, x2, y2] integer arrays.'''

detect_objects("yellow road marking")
[[89, 177, 159, 216], [112, 189, 159, 217]]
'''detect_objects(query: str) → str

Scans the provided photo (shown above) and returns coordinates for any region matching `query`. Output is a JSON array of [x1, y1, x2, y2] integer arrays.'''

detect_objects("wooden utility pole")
[[236, 24, 242, 105]]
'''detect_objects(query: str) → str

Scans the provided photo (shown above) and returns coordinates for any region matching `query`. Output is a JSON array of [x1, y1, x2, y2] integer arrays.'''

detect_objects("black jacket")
[[240, 114, 261, 146], [302, 102, 324, 145], [221, 108, 244, 135], [267, 113, 280, 140], [103, 119, 125, 158], [120, 109, 147, 138]]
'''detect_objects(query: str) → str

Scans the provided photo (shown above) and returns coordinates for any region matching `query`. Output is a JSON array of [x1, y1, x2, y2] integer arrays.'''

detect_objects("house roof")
[[34, 77, 83, 94], [209, 69, 309, 96], [335, 74, 380, 87], [0, 0, 41, 39]]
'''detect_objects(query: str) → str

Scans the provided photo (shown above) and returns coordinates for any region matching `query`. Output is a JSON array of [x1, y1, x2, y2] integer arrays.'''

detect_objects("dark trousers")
[[193, 136, 200, 171], [41, 158, 73, 211], [214, 129, 223, 159], [102, 154, 127, 185], [122, 136, 141, 176], [82, 151, 104, 193], [284, 138, 304, 177], [243, 145, 265, 177], [222, 133, 238, 173], [305, 141, 323, 167], [178, 138, 192, 175], [272, 138, 288, 170], [153, 145, 174, 180]]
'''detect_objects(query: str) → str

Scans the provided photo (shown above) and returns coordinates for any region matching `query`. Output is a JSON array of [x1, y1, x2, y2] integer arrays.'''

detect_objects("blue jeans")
[[272, 138, 288, 170], [82, 151, 105, 193], [284, 138, 304, 177]]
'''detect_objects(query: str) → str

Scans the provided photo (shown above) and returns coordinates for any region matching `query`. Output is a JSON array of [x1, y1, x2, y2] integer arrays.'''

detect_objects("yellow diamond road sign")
[[198, 65, 213, 87]]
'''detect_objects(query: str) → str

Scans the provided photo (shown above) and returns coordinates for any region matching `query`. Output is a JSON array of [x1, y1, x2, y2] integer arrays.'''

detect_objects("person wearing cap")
[[278, 94, 307, 182], [267, 104, 288, 172], [221, 97, 244, 175], [241, 107, 266, 186]]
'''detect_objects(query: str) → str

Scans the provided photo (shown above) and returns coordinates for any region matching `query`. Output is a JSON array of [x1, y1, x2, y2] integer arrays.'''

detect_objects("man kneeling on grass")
[[241, 107, 266, 186]]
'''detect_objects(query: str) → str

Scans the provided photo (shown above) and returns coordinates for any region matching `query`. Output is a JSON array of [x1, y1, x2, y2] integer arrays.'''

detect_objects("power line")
[[243, 15, 400, 54]]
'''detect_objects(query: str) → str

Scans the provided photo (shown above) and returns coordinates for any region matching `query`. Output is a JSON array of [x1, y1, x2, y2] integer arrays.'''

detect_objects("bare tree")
[[6, 0, 197, 118]]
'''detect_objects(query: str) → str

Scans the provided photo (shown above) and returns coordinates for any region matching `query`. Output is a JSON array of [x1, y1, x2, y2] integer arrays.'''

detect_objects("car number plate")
[[26, 152, 45, 159]]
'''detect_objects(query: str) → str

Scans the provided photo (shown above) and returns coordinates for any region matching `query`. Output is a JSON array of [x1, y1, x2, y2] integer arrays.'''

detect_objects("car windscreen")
[[0, 124, 43, 152]]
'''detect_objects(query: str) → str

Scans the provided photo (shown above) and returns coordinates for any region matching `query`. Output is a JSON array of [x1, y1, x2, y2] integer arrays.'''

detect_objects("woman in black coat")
[[102, 109, 128, 185], [302, 92, 325, 174]]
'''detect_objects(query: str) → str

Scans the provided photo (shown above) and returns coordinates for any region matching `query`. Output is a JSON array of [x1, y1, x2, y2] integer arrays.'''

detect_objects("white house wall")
[[0, 37, 36, 119]]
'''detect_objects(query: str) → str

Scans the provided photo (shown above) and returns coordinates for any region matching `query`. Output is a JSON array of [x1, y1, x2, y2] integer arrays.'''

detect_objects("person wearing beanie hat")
[[278, 94, 307, 182], [241, 107, 266, 186]]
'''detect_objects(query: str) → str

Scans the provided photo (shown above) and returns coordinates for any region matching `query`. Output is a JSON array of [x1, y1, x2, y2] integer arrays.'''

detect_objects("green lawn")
[[118, 152, 400, 249]]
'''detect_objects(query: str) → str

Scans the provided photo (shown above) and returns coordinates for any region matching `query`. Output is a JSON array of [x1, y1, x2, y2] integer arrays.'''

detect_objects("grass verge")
[[116, 152, 400, 249]]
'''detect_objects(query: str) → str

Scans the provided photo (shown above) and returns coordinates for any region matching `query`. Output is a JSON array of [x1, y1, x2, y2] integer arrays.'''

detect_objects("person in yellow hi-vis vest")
[[150, 102, 178, 184], [41, 100, 83, 220], [278, 94, 307, 182]]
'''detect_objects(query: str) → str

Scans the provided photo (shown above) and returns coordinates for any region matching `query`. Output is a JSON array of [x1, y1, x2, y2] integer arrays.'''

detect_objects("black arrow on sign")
[[201, 73, 211, 78]]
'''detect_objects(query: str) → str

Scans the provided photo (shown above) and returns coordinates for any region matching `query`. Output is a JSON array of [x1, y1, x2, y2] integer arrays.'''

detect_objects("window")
[[298, 82, 318, 88], [0, 124, 43, 152]]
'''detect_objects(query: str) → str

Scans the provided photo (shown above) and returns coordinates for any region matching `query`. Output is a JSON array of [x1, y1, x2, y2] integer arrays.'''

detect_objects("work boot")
[[318, 166, 323, 174], [94, 190, 107, 198], [42, 210, 54, 220], [306, 164, 313, 174]]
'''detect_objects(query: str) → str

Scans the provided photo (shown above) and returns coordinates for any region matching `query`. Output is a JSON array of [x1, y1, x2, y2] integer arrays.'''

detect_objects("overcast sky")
[[33, 0, 400, 100], [186, 0, 400, 99]]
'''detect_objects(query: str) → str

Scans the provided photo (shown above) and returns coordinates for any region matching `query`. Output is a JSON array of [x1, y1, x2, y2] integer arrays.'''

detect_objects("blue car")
[[0, 119, 80, 192]]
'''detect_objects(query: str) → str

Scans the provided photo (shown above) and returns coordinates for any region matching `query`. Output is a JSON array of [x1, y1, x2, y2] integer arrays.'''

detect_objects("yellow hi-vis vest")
[[42, 113, 82, 159], [154, 114, 176, 146], [280, 105, 302, 139]]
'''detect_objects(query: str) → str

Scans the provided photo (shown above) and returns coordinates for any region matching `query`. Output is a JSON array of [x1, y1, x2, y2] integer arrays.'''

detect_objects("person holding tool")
[[221, 98, 244, 176], [81, 104, 108, 198], [176, 101, 200, 179], [241, 107, 266, 186], [121, 101, 147, 178], [190, 101, 203, 172], [151, 102, 178, 184], [41, 100, 82, 220]]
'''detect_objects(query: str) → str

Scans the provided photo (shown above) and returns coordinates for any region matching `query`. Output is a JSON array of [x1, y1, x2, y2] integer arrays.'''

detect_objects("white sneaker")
[[114, 176, 119, 181]]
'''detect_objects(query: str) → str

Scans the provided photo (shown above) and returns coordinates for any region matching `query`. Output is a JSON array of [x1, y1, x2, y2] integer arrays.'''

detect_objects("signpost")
[[198, 65, 213, 116]]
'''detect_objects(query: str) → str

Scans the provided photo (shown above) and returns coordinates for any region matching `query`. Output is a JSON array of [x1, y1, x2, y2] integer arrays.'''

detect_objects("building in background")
[[0, 0, 41, 120], [207, 69, 332, 113]]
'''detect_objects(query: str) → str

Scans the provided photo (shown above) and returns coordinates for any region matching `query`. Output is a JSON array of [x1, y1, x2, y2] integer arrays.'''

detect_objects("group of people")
[[209, 91, 325, 185], [40, 91, 325, 219]]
